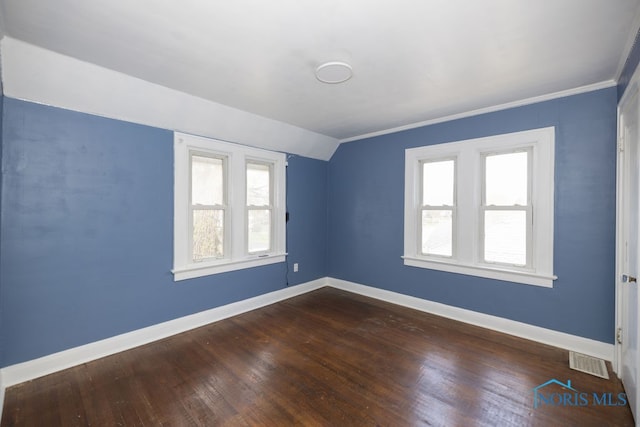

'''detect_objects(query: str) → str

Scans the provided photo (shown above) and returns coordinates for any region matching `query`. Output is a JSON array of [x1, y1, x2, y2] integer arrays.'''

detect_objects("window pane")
[[192, 155, 224, 206], [247, 162, 271, 206], [423, 160, 454, 206], [484, 210, 526, 265], [248, 209, 271, 253], [193, 210, 224, 261], [421, 210, 452, 256], [485, 152, 528, 206]]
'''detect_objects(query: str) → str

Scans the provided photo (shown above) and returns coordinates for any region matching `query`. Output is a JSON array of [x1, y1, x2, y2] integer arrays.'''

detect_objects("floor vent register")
[[569, 351, 609, 379]]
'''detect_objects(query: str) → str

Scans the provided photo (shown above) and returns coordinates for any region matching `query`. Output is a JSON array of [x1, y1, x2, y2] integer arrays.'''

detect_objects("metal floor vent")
[[569, 351, 609, 379]]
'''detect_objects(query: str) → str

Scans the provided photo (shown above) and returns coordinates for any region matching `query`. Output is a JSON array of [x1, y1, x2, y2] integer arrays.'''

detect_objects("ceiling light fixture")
[[315, 61, 353, 84]]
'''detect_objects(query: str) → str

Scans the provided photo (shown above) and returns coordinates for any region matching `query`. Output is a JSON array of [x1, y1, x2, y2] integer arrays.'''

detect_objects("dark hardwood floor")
[[1, 287, 634, 426]]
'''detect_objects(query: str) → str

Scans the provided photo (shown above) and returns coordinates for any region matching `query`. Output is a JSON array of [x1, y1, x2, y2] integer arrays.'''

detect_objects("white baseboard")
[[0, 278, 327, 392], [1, 275, 614, 421], [327, 278, 614, 362]]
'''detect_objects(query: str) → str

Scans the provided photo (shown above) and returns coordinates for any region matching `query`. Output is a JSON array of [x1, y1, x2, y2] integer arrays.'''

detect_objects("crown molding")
[[340, 80, 617, 144]]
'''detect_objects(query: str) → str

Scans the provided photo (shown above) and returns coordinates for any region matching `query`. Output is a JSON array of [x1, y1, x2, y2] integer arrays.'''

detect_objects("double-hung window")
[[481, 149, 532, 267], [404, 127, 556, 287], [246, 161, 273, 254], [421, 158, 456, 258], [191, 153, 227, 261], [173, 133, 286, 281]]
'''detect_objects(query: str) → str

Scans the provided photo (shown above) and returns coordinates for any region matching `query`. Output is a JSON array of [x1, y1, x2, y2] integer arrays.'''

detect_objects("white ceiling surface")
[[1, 0, 639, 143]]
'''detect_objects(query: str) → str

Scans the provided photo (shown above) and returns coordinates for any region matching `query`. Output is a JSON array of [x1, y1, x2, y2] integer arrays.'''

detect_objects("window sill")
[[402, 256, 556, 288], [173, 253, 287, 281]]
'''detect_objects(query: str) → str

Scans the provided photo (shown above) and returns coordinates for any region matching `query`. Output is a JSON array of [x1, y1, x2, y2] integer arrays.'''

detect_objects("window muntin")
[[481, 149, 532, 268], [173, 132, 286, 281], [420, 159, 456, 257], [403, 127, 556, 288]]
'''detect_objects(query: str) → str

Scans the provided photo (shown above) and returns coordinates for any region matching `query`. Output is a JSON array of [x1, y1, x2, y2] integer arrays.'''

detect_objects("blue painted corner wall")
[[285, 155, 328, 284], [0, 84, 623, 366], [0, 97, 328, 367], [328, 87, 618, 343]]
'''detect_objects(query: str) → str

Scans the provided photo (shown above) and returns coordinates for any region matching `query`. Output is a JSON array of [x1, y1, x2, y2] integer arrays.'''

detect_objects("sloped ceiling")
[[1, 0, 639, 150]]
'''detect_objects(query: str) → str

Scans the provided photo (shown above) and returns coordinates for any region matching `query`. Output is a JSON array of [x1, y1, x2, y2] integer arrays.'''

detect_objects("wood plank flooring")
[[1, 287, 634, 426]]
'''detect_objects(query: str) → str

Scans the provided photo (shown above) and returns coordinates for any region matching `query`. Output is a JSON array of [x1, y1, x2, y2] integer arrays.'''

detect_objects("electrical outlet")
[[293, 263, 299, 272]]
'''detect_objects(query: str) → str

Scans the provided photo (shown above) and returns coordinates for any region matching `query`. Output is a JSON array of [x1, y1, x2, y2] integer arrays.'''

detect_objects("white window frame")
[[245, 159, 274, 255], [189, 151, 229, 261], [480, 148, 533, 269], [403, 127, 556, 287], [173, 132, 286, 281], [419, 157, 457, 259]]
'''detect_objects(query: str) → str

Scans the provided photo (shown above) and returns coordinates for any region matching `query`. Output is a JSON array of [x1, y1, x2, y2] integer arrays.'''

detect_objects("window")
[[173, 133, 286, 281], [246, 161, 272, 254], [481, 149, 531, 267], [191, 154, 226, 261], [403, 127, 556, 287], [421, 159, 456, 257]]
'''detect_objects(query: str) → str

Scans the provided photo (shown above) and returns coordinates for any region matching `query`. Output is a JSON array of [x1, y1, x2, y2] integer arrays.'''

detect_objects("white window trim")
[[245, 159, 274, 255], [480, 148, 533, 269], [403, 127, 556, 288], [419, 157, 457, 259], [173, 132, 286, 281]]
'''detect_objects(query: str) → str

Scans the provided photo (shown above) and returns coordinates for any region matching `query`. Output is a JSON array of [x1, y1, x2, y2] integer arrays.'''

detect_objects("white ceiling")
[[1, 0, 639, 142]]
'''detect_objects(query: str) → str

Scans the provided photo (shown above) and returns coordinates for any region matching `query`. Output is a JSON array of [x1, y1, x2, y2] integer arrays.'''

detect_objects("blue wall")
[[328, 88, 617, 343], [0, 87, 619, 366], [286, 155, 328, 284], [0, 97, 328, 367]]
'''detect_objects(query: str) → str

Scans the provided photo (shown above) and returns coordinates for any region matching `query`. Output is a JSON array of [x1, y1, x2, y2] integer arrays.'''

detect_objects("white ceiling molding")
[[0, 37, 340, 161], [339, 80, 616, 144]]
